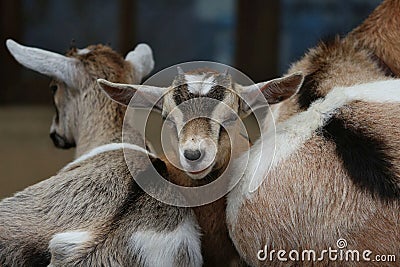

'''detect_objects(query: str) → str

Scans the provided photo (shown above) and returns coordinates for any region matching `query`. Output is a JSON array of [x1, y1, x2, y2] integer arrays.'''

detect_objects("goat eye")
[[50, 85, 58, 94]]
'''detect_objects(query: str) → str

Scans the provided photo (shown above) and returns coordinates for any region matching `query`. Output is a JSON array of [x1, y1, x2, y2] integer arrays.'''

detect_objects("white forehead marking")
[[185, 74, 215, 95], [77, 48, 91, 55]]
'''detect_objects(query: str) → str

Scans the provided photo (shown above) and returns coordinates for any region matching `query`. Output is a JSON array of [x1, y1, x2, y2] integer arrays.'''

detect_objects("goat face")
[[99, 69, 242, 179], [161, 70, 241, 179]]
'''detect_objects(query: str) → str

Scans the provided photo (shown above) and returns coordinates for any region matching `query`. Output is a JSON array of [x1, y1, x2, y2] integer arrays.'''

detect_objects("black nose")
[[184, 149, 202, 161], [50, 132, 76, 149]]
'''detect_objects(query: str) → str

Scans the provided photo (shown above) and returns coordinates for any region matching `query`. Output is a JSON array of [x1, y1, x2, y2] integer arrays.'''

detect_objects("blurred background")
[[0, 0, 381, 198]]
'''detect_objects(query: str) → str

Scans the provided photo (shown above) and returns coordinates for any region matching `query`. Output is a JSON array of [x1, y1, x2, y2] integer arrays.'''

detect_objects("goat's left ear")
[[97, 79, 165, 110], [239, 72, 304, 115], [125, 43, 155, 81]]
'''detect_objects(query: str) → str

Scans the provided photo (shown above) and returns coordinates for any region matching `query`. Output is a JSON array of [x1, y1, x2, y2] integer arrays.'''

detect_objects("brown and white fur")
[[1, 40, 202, 267], [99, 68, 303, 266], [226, 34, 400, 266]]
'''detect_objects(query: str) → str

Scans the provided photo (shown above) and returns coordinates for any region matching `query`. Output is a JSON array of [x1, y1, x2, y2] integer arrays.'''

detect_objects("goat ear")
[[259, 72, 304, 104], [6, 39, 82, 89], [125, 43, 155, 81], [239, 72, 304, 114], [97, 79, 165, 110]]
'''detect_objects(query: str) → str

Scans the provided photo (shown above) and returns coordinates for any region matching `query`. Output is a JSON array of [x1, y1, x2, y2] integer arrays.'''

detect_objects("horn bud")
[[177, 66, 185, 76]]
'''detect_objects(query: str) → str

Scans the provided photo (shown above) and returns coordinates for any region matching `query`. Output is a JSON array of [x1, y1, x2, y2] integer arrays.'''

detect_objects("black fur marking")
[[173, 84, 193, 105], [297, 69, 324, 110], [207, 85, 227, 101], [172, 83, 227, 105], [322, 117, 400, 200], [18, 246, 51, 267]]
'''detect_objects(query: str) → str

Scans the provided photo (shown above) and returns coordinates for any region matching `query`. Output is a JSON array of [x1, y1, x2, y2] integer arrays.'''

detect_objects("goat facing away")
[[227, 1, 400, 265], [1, 40, 202, 267], [226, 37, 400, 266], [99, 67, 304, 266]]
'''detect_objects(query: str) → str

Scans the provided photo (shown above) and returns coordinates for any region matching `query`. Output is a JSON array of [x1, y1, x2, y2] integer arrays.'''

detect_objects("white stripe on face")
[[185, 74, 216, 95]]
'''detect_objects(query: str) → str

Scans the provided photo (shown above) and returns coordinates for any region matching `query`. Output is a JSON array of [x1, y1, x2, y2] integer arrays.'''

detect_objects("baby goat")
[[1, 40, 202, 267], [99, 68, 303, 266]]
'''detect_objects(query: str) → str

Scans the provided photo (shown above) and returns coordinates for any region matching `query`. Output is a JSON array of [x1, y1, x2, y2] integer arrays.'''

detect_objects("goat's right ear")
[[239, 72, 304, 116], [97, 79, 166, 110]]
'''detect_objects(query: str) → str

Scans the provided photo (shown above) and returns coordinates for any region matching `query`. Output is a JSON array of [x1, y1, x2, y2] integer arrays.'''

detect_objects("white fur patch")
[[130, 217, 202, 267], [62, 143, 155, 171], [77, 48, 91, 55], [227, 79, 400, 225], [49, 231, 91, 255], [185, 74, 215, 95], [342, 79, 400, 102]]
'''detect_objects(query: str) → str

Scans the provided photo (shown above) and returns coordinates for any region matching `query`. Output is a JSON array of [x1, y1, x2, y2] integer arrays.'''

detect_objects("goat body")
[[1, 40, 203, 267], [226, 7, 400, 265]]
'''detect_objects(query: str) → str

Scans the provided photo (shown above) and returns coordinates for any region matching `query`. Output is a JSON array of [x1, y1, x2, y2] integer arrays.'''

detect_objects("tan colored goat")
[[1, 40, 202, 267], [226, 3, 400, 265]]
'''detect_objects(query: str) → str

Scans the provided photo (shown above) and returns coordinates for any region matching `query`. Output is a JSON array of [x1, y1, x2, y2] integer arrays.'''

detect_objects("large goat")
[[226, 10, 400, 267], [1, 40, 202, 267], [99, 68, 304, 266]]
